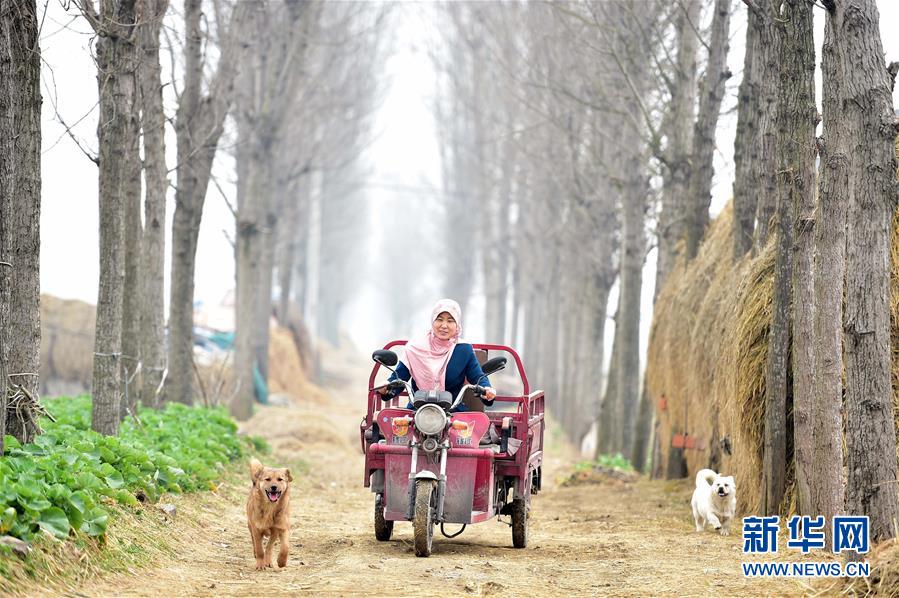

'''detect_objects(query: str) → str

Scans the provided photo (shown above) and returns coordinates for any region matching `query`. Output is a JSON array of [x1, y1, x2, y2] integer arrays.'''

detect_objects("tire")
[[412, 480, 436, 557], [374, 494, 393, 541], [511, 497, 529, 548]]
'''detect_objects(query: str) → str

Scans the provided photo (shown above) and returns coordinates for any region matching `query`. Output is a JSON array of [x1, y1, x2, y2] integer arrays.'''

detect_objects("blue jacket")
[[388, 343, 492, 412]]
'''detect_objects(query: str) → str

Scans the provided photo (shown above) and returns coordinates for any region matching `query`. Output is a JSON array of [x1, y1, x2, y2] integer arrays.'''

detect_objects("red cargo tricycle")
[[360, 341, 545, 557]]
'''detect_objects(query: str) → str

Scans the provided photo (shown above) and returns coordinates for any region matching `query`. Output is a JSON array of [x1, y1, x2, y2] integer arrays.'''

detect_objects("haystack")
[[37, 294, 323, 407], [268, 325, 328, 404], [39, 294, 96, 395], [650, 201, 812, 514]]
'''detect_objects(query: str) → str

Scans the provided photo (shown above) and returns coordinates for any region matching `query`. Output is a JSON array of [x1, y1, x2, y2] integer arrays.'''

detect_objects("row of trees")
[[432, 0, 898, 542], [430, 0, 731, 469], [0, 0, 388, 450]]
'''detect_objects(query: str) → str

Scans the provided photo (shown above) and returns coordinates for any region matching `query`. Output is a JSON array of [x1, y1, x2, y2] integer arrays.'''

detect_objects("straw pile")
[[648, 203, 807, 514], [39, 294, 96, 396], [268, 325, 328, 404], [36, 294, 322, 406]]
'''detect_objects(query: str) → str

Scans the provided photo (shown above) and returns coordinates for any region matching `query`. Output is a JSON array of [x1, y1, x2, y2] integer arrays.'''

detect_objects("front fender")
[[413, 471, 438, 481]]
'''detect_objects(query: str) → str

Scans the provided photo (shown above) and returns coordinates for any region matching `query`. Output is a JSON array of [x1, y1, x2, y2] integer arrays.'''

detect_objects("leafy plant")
[[0, 395, 253, 543], [596, 452, 634, 471], [574, 452, 635, 473]]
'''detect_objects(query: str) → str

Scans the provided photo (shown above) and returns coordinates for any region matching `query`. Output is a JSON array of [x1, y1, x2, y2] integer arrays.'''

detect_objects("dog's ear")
[[285, 468, 293, 483], [250, 458, 264, 482]]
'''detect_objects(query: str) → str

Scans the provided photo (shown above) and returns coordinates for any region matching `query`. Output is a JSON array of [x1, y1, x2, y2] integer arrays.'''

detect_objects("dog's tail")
[[695, 468, 718, 488]]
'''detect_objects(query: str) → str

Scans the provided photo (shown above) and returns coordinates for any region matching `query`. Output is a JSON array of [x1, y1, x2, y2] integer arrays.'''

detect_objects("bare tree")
[[731, 2, 763, 258], [0, 0, 42, 445], [656, 0, 700, 289], [757, 0, 789, 516], [751, 2, 779, 251], [166, 0, 248, 406], [812, 1, 846, 544], [77, 0, 140, 435], [829, 0, 899, 543], [685, 0, 731, 260], [121, 66, 142, 420], [135, 0, 169, 409], [781, 0, 817, 517]]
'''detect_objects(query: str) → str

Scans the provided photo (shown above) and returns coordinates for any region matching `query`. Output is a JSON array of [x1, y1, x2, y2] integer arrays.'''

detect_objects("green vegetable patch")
[[0, 395, 253, 543]]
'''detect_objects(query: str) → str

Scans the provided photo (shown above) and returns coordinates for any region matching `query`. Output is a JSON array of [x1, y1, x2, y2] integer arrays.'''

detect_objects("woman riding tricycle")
[[359, 299, 545, 557]]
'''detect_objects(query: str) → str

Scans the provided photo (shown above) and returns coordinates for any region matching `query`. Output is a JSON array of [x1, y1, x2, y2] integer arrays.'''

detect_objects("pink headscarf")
[[404, 299, 463, 392]]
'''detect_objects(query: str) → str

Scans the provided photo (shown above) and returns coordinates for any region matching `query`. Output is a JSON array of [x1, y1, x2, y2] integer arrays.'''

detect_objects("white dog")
[[691, 469, 736, 536]]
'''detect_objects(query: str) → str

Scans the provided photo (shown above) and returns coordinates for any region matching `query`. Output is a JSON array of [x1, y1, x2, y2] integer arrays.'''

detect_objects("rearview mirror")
[[372, 349, 398, 368], [481, 356, 507, 376]]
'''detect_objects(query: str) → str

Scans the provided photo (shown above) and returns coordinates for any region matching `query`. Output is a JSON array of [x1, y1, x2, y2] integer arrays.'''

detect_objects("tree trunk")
[[167, 200, 201, 406], [781, 0, 817, 518], [631, 382, 654, 473], [138, 0, 169, 409], [0, 0, 42, 444], [618, 180, 646, 461], [836, 0, 899, 543], [581, 277, 610, 447], [761, 0, 793, 514], [686, 0, 731, 260], [559, 283, 579, 435], [121, 96, 142, 420], [316, 172, 344, 348], [753, 2, 780, 252], [91, 0, 139, 436], [233, 109, 262, 420], [656, 0, 699, 288], [253, 156, 277, 382], [597, 301, 620, 459], [277, 176, 309, 324], [732, 3, 763, 259], [233, 206, 262, 420], [293, 194, 310, 318], [0, 328, 5, 451], [811, 8, 847, 544]]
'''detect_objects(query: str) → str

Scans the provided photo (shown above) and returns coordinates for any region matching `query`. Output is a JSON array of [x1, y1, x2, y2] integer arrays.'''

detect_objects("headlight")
[[414, 404, 447, 436]]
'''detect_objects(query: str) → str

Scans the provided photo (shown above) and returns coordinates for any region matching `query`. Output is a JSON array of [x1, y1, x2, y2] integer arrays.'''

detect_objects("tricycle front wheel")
[[511, 497, 529, 548], [413, 480, 436, 557], [374, 494, 393, 541]]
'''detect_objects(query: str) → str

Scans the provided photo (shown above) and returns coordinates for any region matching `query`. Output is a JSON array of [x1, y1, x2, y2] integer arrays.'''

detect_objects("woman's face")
[[432, 312, 458, 341]]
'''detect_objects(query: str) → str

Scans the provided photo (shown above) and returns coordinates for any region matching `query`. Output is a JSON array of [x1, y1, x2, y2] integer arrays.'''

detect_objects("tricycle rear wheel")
[[413, 480, 436, 557], [511, 497, 529, 548], [374, 494, 393, 541]]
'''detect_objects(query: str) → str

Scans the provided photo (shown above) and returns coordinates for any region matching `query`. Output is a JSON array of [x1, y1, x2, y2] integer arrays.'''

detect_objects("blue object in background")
[[253, 362, 268, 404]]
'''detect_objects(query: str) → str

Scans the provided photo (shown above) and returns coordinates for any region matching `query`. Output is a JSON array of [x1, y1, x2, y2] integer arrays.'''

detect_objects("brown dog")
[[246, 458, 293, 570]]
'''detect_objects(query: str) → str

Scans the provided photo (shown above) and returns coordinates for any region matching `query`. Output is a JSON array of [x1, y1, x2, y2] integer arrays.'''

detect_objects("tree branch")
[[75, 0, 100, 33]]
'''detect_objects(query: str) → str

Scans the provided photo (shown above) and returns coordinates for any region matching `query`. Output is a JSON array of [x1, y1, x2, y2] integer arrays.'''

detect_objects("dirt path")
[[73, 350, 818, 597]]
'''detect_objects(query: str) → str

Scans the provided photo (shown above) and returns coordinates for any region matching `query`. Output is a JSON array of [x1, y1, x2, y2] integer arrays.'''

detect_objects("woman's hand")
[[377, 386, 390, 396], [484, 387, 497, 400]]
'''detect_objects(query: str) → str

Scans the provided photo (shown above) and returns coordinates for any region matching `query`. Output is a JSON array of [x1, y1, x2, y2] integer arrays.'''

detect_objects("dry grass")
[[268, 326, 328, 404], [0, 479, 238, 597], [840, 538, 899, 597]]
